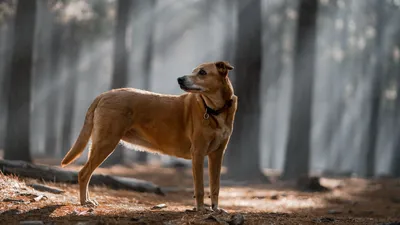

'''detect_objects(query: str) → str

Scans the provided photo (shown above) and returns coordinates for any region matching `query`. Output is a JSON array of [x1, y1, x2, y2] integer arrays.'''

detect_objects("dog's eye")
[[198, 69, 207, 76]]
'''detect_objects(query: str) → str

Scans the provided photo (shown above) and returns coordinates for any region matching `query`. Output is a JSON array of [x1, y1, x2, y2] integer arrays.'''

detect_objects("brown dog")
[[60, 61, 237, 212]]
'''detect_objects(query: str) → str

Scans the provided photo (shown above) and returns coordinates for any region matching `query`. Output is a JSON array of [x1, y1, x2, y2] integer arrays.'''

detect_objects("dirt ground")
[[0, 162, 399, 225]]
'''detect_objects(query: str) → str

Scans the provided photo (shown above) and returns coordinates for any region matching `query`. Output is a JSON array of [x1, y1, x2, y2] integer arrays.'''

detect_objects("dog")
[[60, 61, 237, 212]]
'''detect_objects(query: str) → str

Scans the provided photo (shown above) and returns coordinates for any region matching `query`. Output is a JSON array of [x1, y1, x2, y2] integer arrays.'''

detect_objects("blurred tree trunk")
[[392, 82, 400, 177], [393, 83, 400, 177], [4, 0, 37, 162], [263, 2, 287, 168], [222, 0, 235, 62], [281, 0, 318, 180], [136, 0, 155, 164], [101, 0, 132, 167], [225, 0, 267, 182], [45, 23, 63, 156], [0, 20, 14, 150], [365, 2, 385, 178], [390, 10, 400, 177], [61, 21, 80, 156]]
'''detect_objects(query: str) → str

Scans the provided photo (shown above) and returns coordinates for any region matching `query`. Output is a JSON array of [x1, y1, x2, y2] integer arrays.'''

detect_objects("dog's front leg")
[[208, 148, 224, 212], [191, 150, 207, 212]]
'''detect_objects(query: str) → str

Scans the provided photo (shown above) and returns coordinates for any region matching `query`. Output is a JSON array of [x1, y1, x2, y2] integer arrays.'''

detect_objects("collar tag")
[[204, 112, 210, 120]]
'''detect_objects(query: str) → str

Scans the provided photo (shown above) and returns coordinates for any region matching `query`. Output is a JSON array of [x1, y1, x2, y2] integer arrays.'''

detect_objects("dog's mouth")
[[179, 84, 202, 92]]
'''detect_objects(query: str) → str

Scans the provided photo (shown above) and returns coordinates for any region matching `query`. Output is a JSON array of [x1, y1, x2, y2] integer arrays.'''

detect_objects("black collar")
[[202, 97, 233, 116]]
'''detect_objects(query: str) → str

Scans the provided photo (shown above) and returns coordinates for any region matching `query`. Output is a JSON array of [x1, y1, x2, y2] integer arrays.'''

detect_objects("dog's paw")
[[81, 199, 99, 207], [185, 206, 213, 213]]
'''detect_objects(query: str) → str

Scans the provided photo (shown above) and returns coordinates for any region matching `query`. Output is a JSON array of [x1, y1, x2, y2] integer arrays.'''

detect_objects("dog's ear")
[[215, 61, 234, 76]]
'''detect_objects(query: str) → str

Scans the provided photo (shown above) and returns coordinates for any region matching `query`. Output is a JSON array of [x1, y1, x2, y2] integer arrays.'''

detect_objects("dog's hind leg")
[[78, 123, 124, 206]]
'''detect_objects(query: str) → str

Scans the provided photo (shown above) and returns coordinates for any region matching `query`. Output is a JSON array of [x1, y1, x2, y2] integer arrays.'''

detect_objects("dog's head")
[[177, 61, 234, 94]]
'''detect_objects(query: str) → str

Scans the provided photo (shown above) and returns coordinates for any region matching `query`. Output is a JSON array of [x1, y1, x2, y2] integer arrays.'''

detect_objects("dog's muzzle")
[[177, 76, 202, 91]]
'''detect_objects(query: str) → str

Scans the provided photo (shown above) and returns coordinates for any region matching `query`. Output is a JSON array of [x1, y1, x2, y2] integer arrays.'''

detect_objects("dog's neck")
[[200, 78, 234, 115]]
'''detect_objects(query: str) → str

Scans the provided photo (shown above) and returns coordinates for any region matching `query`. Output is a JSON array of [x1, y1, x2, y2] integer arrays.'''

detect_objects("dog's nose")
[[177, 77, 185, 85]]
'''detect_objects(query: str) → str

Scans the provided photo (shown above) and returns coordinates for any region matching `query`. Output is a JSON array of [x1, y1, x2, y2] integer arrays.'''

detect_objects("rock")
[[151, 203, 167, 210], [270, 194, 279, 200], [390, 197, 400, 204], [32, 195, 46, 202], [251, 196, 266, 200], [130, 217, 141, 222], [19, 221, 44, 225], [361, 210, 374, 215], [327, 209, 342, 214], [313, 217, 335, 223], [229, 214, 245, 225], [205, 215, 229, 225], [296, 176, 330, 192]]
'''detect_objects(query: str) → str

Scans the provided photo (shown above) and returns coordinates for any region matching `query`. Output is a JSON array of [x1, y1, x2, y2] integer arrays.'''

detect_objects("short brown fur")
[[61, 61, 237, 212]]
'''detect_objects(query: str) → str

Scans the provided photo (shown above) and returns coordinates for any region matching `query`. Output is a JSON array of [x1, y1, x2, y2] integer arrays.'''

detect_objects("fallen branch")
[[27, 183, 65, 194], [0, 159, 164, 196]]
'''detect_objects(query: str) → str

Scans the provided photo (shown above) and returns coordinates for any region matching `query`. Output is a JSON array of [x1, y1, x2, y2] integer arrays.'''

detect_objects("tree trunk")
[[365, 2, 385, 178], [101, 0, 132, 167], [0, 19, 14, 150], [44, 23, 63, 156], [4, 0, 37, 162], [281, 0, 318, 180], [136, 0, 156, 164], [225, 0, 267, 182], [390, 13, 400, 177], [61, 22, 80, 156]]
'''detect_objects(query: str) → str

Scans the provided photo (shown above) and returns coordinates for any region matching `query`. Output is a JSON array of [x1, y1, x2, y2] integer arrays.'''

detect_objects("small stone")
[[33, 195, 46, 202], [229, 214, 245, 225], [312, 217, 335, 223], [130, 217, 141, 222], [205, 215, 229, 225], [19, 221, 44, 225], [327, 209, 342, 214], [270, 194, 279, 200], [151, 203, 167, 210], [297, 176, 330, 192], [391, 197, 400, 204]]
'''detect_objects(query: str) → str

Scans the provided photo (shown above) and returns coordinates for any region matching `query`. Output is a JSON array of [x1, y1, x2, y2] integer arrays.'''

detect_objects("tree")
[[101, 0, 132, 167], [136, 0, 155, 164], [4, 0, 37, 162], [364, 1, 386, 178], [389, 1, 400, 177], [61, 20, 81, 156], [0, 8, 14, 150], [225, 0, 267, 182], [44, 22, 63, 156], [281, 0, 318, 180]]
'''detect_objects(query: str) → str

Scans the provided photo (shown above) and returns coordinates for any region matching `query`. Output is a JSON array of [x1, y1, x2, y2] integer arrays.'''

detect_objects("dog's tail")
[[60, 95, 101, 167]]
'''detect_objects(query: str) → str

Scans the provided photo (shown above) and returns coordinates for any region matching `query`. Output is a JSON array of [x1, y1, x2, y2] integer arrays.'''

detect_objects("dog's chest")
[[206, 119, 232, 153], [214, 125, 231, 140]]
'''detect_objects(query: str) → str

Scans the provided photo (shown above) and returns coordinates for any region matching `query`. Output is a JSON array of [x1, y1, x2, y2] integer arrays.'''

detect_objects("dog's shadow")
[[1, 204, 64, 223]]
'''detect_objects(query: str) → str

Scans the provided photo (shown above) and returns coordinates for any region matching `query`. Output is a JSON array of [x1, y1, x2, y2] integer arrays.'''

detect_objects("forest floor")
[[0, 161, 399, 225]]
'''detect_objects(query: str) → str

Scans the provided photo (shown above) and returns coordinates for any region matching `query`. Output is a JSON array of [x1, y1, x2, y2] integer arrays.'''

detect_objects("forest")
[[0, 0, 399, 224]]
